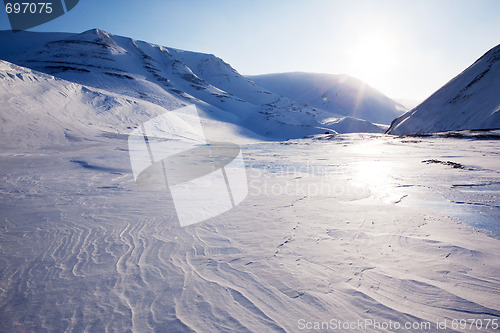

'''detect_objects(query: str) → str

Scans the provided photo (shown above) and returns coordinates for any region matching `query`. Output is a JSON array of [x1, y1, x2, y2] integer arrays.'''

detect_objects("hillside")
[[387, 44, 500, 135]]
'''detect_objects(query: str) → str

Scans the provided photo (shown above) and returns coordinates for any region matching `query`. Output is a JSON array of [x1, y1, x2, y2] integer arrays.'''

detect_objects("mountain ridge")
[[0, 28, 406, 142]]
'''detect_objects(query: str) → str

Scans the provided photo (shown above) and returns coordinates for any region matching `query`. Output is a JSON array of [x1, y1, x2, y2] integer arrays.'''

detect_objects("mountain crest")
[[0, 29, 406, 139]]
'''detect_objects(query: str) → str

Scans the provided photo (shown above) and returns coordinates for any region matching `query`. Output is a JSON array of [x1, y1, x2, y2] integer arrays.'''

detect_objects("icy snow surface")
[[1, 132, 499, 332]]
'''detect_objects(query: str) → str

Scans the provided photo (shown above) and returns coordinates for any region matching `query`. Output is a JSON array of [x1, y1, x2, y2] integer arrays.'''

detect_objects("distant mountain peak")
[[248, 72, 405, 125], [82, 28, 108, 35], [78, 28, 116, 41], [61, 28, 122, 52]]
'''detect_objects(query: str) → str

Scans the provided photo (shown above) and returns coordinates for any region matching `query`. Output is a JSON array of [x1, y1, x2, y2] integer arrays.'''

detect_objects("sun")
[[346, 31, 398, 89]]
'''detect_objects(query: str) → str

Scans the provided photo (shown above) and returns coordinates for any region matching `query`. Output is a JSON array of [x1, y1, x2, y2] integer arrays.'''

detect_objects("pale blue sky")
[[1, 0, 499, 100]]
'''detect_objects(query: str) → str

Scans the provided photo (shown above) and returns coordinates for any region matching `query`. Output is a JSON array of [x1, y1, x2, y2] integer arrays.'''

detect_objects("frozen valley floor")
[[0, 133, 499, 332]]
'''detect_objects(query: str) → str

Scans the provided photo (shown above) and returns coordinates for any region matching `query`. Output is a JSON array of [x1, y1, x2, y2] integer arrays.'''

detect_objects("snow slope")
[[248, 72, 406, 125], [0, 29, 394, 138], [0, 60, 191, 149], [388, 44, 500, 135]]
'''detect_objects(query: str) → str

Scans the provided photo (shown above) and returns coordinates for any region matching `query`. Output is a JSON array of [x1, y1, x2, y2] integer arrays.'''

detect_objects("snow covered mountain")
[[248, 72, 406, 125], [0, 29, 402, 142], [0, 60, 189, 149], [387, 44, 500, 135]]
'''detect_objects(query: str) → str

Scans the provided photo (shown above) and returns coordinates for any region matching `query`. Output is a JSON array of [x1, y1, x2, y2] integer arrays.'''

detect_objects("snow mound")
[[0, 60, 179, 149], [325, 116, 386, 134]]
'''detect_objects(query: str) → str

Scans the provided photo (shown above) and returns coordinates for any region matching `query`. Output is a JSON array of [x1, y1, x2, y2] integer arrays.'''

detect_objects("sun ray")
[[346, 31, 399, 90]]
